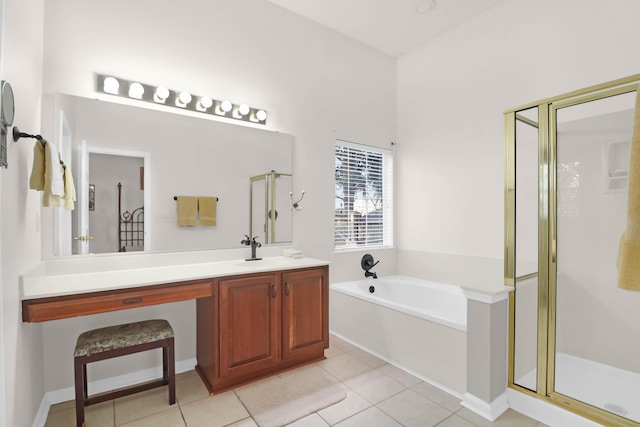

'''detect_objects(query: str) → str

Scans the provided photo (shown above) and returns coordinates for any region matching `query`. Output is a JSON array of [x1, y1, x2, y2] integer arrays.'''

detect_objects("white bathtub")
[[330, 275, 468, 394]]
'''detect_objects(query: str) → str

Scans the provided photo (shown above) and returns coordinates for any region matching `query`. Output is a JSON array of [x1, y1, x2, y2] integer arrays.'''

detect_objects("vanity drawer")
[[22, 280, 213, 323]]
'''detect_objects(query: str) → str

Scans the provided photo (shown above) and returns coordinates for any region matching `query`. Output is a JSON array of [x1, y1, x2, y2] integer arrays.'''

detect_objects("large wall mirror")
[[42, 94, 293, 258]]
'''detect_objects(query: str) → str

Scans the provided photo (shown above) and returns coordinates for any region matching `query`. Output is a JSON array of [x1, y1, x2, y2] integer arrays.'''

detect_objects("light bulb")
[[238, 104, 250, 116], [103, 77, 120, 95], [220, 100, 232, 113], [176, 91, 192, 107], [128, 82, 144, 99], [199, 96, 213, 110], [154, 86, 169, 102], [256, 110, 267, 121]]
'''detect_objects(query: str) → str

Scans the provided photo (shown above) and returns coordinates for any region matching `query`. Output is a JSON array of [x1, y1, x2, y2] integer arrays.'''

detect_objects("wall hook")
[[290, 190, 305, 211]]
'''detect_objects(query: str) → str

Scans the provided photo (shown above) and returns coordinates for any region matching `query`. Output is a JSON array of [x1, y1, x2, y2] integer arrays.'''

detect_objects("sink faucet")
[[241, 235, 262, 261]]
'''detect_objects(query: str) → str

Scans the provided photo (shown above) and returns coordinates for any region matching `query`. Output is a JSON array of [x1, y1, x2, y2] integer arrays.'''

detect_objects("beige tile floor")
[[45, 335, 549, 427]]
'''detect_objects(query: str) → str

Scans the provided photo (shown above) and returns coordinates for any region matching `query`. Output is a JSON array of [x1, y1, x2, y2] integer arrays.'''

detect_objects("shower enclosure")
[[505, 74, 640, 427]]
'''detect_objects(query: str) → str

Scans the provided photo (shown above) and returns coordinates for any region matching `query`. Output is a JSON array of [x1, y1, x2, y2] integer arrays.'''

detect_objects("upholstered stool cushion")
[[74, 319, 174, 358]]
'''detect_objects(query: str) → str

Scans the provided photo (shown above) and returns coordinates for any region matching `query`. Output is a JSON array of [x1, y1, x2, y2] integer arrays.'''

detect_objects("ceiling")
[[266, 0, 507, 57]]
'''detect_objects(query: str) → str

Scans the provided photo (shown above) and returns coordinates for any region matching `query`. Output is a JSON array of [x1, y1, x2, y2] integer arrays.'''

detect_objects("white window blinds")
[[334, 140, 393, 250]]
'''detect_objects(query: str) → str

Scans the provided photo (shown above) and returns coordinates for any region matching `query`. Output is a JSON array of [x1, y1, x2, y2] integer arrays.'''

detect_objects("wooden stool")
[[74, 319, 175, 427]]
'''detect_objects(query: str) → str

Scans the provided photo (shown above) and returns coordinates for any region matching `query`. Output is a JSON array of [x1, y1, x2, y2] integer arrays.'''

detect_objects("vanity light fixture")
[[96, 74, 268, 125]]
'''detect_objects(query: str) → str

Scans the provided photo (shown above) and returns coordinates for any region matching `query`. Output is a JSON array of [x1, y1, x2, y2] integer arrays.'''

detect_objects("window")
[[334, 140, 393, 249]]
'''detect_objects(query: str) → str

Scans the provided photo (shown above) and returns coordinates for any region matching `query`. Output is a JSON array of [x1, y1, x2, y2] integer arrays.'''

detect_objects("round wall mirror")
[[1, 81, 15, 128]]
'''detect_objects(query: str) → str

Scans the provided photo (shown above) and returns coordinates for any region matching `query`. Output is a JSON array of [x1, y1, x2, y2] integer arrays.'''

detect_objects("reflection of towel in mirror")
[[177, 196, 198, 226], [618, 85, 640, 290], [62, 165, 76, 210], [29, 141, 45, 190], [199, 197, 217, 226]]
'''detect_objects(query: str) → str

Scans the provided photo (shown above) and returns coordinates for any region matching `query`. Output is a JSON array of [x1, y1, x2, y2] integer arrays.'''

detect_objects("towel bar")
[[174, 196, 218, 201]]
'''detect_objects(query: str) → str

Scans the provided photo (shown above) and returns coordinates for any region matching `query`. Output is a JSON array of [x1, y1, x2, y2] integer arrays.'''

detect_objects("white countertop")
[[20, 249, 329, 299]]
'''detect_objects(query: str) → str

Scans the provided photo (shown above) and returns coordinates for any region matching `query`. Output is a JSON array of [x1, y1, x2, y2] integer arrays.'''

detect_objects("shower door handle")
[[551, 239, 557, 263]]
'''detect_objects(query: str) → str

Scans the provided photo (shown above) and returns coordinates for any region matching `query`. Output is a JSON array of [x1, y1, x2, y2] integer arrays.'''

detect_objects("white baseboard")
[[461, 392, 509, 421], [33, 358, 197, 427]]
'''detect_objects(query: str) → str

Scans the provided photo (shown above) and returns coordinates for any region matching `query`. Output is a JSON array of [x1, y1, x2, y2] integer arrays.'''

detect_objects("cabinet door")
[[219, 274, 279, 379], [282, 267, 329, 360]]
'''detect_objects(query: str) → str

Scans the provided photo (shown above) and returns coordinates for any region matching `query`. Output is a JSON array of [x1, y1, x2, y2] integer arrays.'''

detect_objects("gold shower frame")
[[504, 73, 640, 427]]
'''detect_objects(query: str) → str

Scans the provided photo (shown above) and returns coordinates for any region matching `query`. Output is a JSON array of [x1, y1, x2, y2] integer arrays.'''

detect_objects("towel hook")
[[290, 190, 305, 211]]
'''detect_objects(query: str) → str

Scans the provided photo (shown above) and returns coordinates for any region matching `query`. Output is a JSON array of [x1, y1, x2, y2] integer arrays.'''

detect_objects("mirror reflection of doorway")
[[72, 147, 149, 254]]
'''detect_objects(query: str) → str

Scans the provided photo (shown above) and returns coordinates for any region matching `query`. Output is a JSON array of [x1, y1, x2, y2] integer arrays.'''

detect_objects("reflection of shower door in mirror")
[[507, 74, 640, 427], [249, 172, 292, 245], [553, 89, 639, 425]]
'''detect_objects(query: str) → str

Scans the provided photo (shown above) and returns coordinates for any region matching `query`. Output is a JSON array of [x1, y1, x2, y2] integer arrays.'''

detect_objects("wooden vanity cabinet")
[[218, 274, 280, 379], [282, 268, 329, 361], [196, 265, 328, 394]]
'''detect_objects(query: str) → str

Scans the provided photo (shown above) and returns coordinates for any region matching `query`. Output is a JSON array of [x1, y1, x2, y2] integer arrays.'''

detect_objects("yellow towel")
[[617, 85, 640, 290], [29, 141, 45, 190], [199, 197, 217, 226], [62, 165, 76, 211], [177, 196, 198, 226]]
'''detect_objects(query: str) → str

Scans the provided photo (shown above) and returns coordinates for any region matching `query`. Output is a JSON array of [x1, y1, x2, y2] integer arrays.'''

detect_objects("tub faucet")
[[361, 254, 379, 279], [241, 235, 262, 261]]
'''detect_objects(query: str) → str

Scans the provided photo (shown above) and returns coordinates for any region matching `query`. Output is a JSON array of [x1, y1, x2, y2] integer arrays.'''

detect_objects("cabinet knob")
[[285, 282, 290, 296], [272, 284, 277, 298]]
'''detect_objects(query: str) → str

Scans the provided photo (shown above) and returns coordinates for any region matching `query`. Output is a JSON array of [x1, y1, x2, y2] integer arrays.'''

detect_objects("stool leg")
[[167, 337, 176, 405], [74, 357, 86, 427], [162, 344, 168, 384]]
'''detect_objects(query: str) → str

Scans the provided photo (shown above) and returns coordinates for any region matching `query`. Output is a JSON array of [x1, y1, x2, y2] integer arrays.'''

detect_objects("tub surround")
[[330, 276, 468, 394], [456, 287, 511, 423], [331, 250, 514, 423]]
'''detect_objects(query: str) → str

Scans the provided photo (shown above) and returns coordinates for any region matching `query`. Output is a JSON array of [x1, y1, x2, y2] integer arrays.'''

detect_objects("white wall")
[[37, 0, 397, 396], [0, 1, 46, 426], [396, 0, 640, 264]]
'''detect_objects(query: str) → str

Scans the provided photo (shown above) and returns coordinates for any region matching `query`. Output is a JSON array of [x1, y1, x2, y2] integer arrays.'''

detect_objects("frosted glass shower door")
[[553, 91, 640, 424]]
